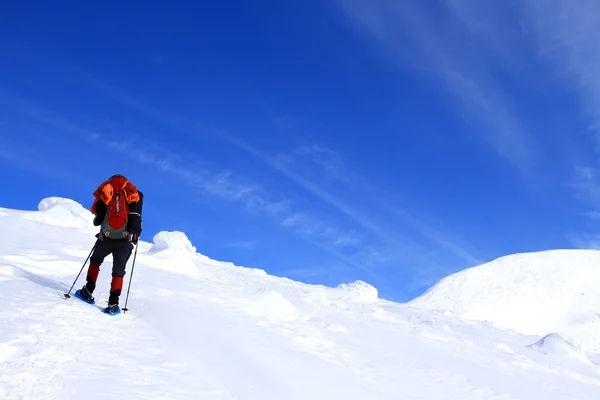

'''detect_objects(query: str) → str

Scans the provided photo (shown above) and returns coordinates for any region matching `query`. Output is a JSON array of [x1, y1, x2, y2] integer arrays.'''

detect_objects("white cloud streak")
[[382, 202, 483, 267], [568, 232, 600, 250], [220, 132, 482, 281], [572, 167, 600, 202], [221, 132, 416, 250], [338, 0, 600, 266], [292, 144, 354, 182], [514, 1, 600, 149], [272, 141, 482, 267], [440, 1, 600, 152], [337, 0, 538, 174], [516, 2, 600, 226], [106, 136, 394, 280], [105, 137, 289, 216], [437, 1, 600, 245], [439, 1, 600, 218]]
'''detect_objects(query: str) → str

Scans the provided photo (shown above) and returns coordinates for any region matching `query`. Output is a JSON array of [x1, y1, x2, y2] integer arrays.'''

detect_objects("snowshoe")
[[74, 286, 95, 304], [103, 304, 121, 316]]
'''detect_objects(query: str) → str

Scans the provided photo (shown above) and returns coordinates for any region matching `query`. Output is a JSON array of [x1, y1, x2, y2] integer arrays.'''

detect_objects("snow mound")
[[408, 250, 600, 336], [35, 197, 93, 228], [149, 231, 197, 255], [527, 333, 592, 364], [336, 280, 379, 302], [529, 333, 576, 354]]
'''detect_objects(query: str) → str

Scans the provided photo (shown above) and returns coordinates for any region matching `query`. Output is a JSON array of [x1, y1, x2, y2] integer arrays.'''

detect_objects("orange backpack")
[[91, 175, 140, 238]]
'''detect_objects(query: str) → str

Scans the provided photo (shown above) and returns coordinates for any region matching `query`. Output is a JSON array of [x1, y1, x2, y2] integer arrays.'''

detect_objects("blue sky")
[[1, 1, 599, 302]]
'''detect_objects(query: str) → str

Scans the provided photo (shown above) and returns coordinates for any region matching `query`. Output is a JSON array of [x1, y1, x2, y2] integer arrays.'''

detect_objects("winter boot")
[[75, 285, 95, 304], [108, 292, 120, 307], [103, 303, 120, 315], [105, 291, 120, 315]]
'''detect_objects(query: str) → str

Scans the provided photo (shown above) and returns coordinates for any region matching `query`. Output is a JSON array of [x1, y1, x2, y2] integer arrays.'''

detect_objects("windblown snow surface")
[[1, 198, 600, 399]]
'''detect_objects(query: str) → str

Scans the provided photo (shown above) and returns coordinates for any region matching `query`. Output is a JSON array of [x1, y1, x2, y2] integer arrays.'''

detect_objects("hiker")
[[77, 174, 143, 314]]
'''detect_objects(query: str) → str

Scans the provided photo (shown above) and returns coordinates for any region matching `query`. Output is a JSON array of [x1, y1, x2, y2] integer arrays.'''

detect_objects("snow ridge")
[[149, 230, 197, 255], [410, 249, 600, 352]]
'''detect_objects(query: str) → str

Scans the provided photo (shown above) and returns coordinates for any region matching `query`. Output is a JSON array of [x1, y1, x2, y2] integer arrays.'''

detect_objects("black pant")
[[86, 238, 133, 301], [90, 238, 133, 276]]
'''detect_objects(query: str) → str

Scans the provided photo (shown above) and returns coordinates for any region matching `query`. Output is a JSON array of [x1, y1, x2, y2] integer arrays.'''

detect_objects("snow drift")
[[149, 230, 197, 255], [409, 249, 600, 352], [35, 197, 95, 229], [336, 280, 379, 302], [528, 333, 585, 358], [1, 197, 600, 399]]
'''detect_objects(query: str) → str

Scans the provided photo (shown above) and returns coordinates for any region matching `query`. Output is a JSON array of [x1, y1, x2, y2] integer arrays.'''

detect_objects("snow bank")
[[300, 280, 379, 312], [38, 197, 87, 214], [34, 197, 93, 229], [149, 231, 197, 256], [336, 280, 379, 302], [409, 250, 600, 337]]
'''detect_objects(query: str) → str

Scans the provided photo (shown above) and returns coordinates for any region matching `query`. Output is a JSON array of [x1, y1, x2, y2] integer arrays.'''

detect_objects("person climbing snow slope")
[[76, 174, 143, 315]]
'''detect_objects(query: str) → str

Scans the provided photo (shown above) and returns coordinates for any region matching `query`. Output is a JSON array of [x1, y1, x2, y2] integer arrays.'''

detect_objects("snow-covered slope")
[[409, 249, 600, 353], [1, 198, 600, 399]]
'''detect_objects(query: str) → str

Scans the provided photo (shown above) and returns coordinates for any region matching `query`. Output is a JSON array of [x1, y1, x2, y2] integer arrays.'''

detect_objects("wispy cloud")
[[280, 211, 361, 249], [324, 228, 361, 248], [272, 140, 482, 267], [221, 132, 419, 251], [222, 133, 484, 285], [458, 1, 600, 244], [381, 201, 483, 266], [568, 232, 600, 250], [336, 0, 538, 174], [288, 144, 355, 183], [440, 1, 600, 153], [572, 167, 600, 203], [104, 136, 397, 281], [425, 2, 600, 178], [338, 0, 600, 264], [0, 89, 290, 220], [514, 1, 600, 151], [486, 1, 600, 221], [567, 166, 600, 235], [583, 211, 600, 220], [104, 136, 290, 216]]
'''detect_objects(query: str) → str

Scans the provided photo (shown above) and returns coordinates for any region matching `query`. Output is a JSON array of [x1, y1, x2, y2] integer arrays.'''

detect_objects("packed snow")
[[409, 249, 600, 354], [1, 198, 600, 399]]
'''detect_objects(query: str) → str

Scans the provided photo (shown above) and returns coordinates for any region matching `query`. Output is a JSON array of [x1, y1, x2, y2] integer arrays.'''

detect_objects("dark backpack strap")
[[127, 190, 144, 235]]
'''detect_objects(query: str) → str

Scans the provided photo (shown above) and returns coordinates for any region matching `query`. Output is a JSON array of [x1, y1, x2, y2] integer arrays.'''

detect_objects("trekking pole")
[[122, 241, 139, 313], [64, 244, 96, 299]]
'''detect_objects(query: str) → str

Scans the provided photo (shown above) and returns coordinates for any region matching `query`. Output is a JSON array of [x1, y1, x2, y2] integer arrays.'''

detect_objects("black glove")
[[93, 214, 102, 226], [130, 233, 139, 244], [93, 202, 107, 226]]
